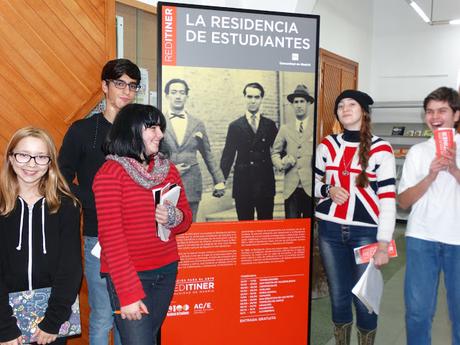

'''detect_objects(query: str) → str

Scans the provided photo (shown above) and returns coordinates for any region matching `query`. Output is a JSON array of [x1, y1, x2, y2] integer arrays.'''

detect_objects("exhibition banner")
[[158, 2, 319, 344], [165, 219, 310, 344]]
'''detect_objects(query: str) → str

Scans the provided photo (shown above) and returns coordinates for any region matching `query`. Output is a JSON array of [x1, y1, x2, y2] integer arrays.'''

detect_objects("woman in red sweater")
[[93, 104, 192, 345]]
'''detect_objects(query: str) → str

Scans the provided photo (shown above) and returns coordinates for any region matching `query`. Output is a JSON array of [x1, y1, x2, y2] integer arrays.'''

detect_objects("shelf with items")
[[379, 135, 427, 147], [371, 101, 427, 221], [371, 104, 430, 149]]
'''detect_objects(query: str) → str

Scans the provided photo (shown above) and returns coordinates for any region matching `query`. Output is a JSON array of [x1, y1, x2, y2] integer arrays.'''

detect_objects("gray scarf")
[[106, 154, 170, 189]]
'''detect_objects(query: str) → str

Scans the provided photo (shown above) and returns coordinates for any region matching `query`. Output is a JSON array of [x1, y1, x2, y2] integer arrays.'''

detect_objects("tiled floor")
[[312, 222, 454, 345], [323, 267, 451, 344]]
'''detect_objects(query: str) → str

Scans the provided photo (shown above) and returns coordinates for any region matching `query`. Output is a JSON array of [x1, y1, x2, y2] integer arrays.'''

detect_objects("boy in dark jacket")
[[58, 59, 141, 345]]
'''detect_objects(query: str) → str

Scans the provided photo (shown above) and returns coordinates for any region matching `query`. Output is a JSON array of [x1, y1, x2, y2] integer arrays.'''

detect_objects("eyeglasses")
[[106, 79, 141, 92], [11, 152, 51, 165]]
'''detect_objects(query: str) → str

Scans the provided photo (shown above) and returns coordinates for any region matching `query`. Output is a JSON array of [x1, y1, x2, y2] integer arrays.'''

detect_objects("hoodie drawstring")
[[16, 198, 25, 251], [16, 197, 47, 255], [41, 198, 47, 254]]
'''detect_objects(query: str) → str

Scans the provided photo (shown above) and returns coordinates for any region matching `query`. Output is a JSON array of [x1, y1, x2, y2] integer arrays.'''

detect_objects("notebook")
[[152, 183, 181, 242], [8, 287, 80, 344]]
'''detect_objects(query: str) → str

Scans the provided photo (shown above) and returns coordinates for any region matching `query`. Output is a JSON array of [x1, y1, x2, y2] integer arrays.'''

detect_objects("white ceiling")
[[138, 0, 460, 22], [415, 0, 460, 22]]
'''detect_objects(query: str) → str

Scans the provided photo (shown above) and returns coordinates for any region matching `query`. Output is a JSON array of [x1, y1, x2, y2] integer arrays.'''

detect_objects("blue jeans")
[[405, 237, 460, 345], [106, 262, 178, 345], [84, 236, 121, 345], [318, 220, 378, 330]]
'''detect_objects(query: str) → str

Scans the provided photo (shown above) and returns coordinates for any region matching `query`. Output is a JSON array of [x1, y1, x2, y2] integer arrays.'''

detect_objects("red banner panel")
[[162, 6, 176, 66], [164, 219, 310, 345]]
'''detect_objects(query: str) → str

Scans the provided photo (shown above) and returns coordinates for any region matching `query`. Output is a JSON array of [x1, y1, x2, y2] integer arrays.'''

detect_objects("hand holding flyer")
[[354, 240, 398, 265], [434, 128, 455, 157]]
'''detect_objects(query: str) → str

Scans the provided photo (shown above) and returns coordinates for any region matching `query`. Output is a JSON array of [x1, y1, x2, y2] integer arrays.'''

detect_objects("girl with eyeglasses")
[[0, 127, 82, 345]]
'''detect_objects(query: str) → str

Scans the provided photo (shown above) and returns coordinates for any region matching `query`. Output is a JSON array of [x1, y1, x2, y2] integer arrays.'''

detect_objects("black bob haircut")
[[104, 104, 167, 162]]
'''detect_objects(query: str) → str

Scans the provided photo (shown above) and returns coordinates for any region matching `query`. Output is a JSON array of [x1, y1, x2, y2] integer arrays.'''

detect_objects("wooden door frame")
[[317, 48, 359, 142]]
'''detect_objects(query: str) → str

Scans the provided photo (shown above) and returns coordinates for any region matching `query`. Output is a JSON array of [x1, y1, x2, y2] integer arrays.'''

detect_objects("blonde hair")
[[0, 127, 79, 215]]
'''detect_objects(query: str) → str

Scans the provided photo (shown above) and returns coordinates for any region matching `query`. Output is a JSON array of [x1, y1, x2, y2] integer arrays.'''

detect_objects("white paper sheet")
[[90, 241, 101, 259], [352, 258, 384, 315], [157, 186, 181, 242]]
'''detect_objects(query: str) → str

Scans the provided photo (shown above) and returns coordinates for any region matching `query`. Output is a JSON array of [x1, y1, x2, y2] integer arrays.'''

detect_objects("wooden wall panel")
[[341, 69, 356, 91], [0, 0, 114, 148], [0, 1, 115, 345], [319, 62, 342, 142]]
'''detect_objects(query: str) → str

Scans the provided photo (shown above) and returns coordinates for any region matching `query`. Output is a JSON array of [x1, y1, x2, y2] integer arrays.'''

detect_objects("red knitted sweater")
[[93, 159, 192, 306]]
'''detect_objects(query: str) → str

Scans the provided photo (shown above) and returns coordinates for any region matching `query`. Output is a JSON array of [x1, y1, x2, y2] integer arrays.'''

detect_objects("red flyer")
[[354, 240, 398, 264], [434, 128, 455, 157]]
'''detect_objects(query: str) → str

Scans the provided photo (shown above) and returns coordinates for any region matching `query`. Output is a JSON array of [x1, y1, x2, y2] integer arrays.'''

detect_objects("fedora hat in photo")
[[287, 84, 315, 103]]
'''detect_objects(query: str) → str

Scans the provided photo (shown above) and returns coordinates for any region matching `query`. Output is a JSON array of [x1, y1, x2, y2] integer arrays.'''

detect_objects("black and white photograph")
[[161, 67, 315, 222], [159, 3, 319, 223]]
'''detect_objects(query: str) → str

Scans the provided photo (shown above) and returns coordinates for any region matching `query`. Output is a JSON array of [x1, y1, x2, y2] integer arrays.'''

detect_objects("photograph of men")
[[163, 78, 225, 222], [220, 82, 278, 221], [272, 84, 314, 218]]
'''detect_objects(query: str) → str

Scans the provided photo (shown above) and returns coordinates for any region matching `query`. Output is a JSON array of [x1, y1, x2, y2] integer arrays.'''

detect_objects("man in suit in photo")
[[163, 78, 225, 222], [272, 84, 314, 218], [220, 82, 278, 221]]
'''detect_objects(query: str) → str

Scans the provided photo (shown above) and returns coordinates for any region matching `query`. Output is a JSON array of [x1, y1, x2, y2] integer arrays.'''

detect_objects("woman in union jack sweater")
[[314, 90, 396, 345]]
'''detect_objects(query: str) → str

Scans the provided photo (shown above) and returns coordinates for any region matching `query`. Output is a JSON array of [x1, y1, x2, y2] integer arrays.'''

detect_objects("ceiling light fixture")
[[406, 0, 460, 25], [409, 0, 431, 23]]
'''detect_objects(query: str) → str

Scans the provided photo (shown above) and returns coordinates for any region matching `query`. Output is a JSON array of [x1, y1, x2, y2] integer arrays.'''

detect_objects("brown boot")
[[357, 327, 376, 345], [333, 321, 352, 345]]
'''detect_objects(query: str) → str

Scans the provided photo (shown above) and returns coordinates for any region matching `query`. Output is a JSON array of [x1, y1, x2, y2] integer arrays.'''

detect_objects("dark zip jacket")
[[58, 112, 112, 237], [0, 196, 82, 342]]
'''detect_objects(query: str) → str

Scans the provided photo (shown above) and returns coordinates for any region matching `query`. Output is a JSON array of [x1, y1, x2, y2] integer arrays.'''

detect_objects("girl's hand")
[[33, 328, 57, 345], [155, 204, 169, 225], [329, 186, 349, 205], [0, 335, 23, 345], [373, 242, 390, 269], [120, 300, 149, 321]]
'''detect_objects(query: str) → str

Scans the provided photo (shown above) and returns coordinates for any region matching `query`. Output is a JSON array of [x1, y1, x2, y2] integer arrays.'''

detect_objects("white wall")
[[371, 0, 460, 101], [311, 0, 374, 92]]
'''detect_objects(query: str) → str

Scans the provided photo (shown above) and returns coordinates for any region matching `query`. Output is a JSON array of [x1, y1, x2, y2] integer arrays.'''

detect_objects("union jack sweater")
[[314, 131, 396, 242]]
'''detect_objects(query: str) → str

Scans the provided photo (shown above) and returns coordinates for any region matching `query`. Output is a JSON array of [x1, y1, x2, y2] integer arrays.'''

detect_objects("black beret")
[[334, 89, 374, 117]]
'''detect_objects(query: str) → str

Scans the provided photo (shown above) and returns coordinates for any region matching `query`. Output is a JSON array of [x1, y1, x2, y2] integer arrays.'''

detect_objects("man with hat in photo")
[[272, 84, 315, 218]]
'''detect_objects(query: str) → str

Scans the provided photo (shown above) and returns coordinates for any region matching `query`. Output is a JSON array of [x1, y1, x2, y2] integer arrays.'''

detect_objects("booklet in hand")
[[9, 287, 80, 344], [152, 183, 181, 242], [433, 128, 454, 157]]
